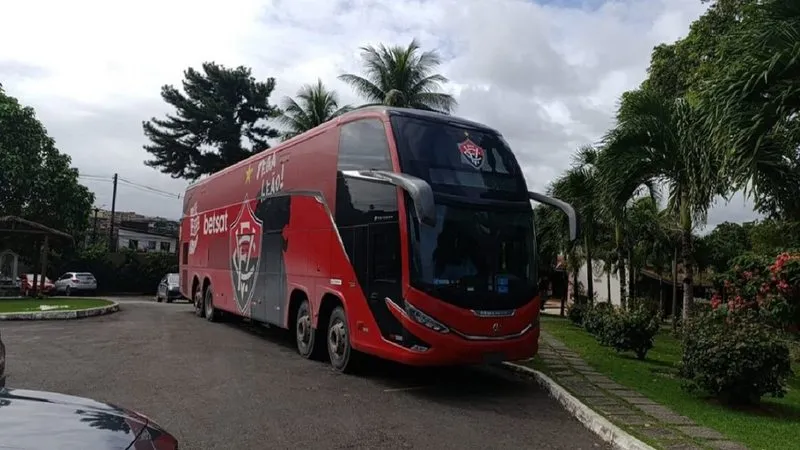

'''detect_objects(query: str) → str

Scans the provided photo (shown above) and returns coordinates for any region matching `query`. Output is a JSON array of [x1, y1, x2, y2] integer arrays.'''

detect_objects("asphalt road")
[[2, 297, 606, 450]]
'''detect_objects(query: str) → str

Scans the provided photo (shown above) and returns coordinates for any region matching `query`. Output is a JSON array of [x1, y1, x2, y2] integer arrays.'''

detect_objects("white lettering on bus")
[[256, 153, 278, 180], [203, 212, 229, 235], [258, 156, 285, 198], [188, 202, 200, 255]]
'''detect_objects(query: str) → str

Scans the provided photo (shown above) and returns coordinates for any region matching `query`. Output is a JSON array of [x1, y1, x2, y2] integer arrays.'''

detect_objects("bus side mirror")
[[341, 170, 437, 227], [529, 191, 580, 242]]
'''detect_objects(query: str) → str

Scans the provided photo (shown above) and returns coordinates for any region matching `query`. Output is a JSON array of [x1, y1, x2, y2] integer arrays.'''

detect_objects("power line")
[[118, 177, 182, 199], [78, 174, 182, 199]]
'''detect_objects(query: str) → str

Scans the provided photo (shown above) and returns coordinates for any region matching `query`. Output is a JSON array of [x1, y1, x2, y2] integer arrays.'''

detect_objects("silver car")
[[54, 272, 98, 296], [155, 273, 183, 303]]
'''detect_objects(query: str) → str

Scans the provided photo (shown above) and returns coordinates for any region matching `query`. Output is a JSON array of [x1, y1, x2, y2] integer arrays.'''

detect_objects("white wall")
[[117, 229, 176, 253], [567, 260, 626, 307]]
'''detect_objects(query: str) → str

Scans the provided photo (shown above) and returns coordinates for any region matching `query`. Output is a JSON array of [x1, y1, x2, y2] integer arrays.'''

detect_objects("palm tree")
[[596, 149, 660, 309], [600, 88, 723, 321], [338, 39, 457, 114], [702, 0, 800, 220], [550, 146, 603, 303], [278, 79, 351, 140]]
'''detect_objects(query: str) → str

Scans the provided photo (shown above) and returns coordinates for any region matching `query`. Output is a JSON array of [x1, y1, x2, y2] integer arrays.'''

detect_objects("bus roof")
[[186, 106, 500, 191]]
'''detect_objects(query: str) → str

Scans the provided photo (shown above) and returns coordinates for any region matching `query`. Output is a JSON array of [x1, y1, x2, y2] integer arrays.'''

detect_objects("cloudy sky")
[[1, 0, 760, 231]]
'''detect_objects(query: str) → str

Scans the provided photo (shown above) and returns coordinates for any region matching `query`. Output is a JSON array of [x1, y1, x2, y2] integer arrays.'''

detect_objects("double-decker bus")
[[178, 106, 578, 373]]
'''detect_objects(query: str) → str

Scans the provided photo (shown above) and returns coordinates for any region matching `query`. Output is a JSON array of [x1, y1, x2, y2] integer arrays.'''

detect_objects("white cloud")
[[0, 0, 760, 229]]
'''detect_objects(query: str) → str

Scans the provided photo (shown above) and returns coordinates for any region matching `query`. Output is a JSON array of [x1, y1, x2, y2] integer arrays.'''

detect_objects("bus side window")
[[337, 119, 393, 171]]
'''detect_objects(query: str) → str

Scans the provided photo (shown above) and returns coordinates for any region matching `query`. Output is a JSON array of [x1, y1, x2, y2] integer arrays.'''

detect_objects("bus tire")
[[194, 286, 204, 318], [327, 306, 359, 373], [295, 299, 322, 360], [205, 285, 219, 322]]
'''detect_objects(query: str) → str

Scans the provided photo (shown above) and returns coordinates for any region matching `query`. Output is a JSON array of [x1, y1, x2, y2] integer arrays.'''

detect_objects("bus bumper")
[[372, 307, 541, 367]]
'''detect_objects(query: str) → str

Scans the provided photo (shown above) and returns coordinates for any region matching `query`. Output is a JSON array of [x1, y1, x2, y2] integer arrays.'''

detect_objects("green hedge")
[[54, 246, 177, 294]]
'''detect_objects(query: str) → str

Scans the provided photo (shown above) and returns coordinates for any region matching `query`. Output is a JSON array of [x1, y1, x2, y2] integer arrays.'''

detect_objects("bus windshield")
[[406, 201, 537, 311], [389, 115, 528, 202]]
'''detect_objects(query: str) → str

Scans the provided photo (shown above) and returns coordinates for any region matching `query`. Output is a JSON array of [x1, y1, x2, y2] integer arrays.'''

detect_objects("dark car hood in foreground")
[[0, 387, 177, 449]]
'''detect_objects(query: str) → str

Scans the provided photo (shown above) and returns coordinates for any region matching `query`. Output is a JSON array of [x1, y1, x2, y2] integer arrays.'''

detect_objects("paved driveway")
[[1, 297, 606, 450]]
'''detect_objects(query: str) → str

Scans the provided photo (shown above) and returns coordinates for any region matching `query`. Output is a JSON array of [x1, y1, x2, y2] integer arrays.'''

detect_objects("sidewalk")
[[527, 331, 748, 450]]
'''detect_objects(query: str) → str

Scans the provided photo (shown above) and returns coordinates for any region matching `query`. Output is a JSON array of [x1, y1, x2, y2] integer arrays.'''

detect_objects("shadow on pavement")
[[207, 310, 541, 406]]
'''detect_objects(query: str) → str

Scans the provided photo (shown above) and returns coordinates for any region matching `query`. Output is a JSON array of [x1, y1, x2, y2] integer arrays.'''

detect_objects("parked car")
[[0, 328, 178, 449], [19, 273, 55, 296], [54, 272, 98, 296], [156, 273, 183, 303]]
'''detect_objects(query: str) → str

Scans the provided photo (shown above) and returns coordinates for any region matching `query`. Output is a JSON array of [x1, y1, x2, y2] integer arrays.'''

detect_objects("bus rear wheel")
[[194, 286, 204, 317], [327, 306, 359, 373], [205, 286, 219, 322], [295, 299, 322, 360]]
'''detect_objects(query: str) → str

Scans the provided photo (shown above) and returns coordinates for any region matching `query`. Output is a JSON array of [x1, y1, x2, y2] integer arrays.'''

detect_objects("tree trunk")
[[572, 268, 579, 303], [671, 247, 679, 329], [628, 247, 635, 301], [606, 269, 612, 303], [585, 235, 594, 305], [616, 224, 627, 309], [679, 199, 694, 322], [681, 228, 694, 321]]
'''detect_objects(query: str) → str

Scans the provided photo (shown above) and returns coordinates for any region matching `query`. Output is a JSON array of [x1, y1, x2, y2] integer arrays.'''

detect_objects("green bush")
[[567, 302, 589, 326], [601, 302, 661, 359], [583, 302, 616, 337], [680, 308, 794, 404]]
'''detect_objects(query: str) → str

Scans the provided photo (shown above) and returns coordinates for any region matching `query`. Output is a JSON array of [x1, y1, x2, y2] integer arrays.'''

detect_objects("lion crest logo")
[[229, 196, 263, 313], [458, 138, 485, 169]]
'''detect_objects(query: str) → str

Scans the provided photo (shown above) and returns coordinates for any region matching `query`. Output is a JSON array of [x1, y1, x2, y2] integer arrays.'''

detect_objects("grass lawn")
[[540, 315, 800, 450], [0, 298, 112, 313]]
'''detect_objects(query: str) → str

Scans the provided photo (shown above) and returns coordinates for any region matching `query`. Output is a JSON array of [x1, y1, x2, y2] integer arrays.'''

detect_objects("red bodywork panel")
[[179, 109, 540, 366]]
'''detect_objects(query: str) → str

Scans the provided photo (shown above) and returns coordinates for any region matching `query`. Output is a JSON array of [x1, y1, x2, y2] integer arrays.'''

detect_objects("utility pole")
[[109, 173, 118, 251]]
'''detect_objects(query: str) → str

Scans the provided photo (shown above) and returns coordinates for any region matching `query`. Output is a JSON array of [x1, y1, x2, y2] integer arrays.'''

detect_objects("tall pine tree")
[[143, 62, 281, 180]]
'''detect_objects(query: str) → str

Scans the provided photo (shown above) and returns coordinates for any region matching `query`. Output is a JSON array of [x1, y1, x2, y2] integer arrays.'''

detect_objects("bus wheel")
[[205, 286, 219, 322], [295, 299, 319, 359], [327, 306, 358, 373], [194, 287, 204, 317]]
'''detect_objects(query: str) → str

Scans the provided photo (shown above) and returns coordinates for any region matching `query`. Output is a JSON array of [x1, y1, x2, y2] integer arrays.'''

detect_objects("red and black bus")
[[178, 106, 578, 373]]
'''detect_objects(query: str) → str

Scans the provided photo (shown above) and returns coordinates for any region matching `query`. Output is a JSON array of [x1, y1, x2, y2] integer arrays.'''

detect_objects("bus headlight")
[[404, 301, 449, 334]]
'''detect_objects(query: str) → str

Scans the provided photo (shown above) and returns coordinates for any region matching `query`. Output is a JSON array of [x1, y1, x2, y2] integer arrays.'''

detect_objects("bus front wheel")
[[327, 306, 359, 373]]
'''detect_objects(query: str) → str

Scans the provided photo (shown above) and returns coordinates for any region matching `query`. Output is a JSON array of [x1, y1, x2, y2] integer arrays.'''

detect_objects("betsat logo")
[[203, 211, 229, 235]]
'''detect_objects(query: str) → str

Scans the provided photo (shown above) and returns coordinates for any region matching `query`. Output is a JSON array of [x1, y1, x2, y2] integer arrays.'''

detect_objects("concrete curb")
[[0, 301, 120, 321], [502, 362, 655, 450]]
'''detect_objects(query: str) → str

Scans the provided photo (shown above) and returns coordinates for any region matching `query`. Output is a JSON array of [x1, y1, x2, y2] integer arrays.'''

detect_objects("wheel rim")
[[296, 306, 312, 353], [194, 291, 203, 313], [205, 293, 212, 315], [328, 319, 347, 362]]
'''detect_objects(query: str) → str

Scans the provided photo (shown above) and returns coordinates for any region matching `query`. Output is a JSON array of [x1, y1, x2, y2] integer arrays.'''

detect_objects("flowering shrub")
[[713, 251, 800, 331], [680, 307, 793, 404]]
